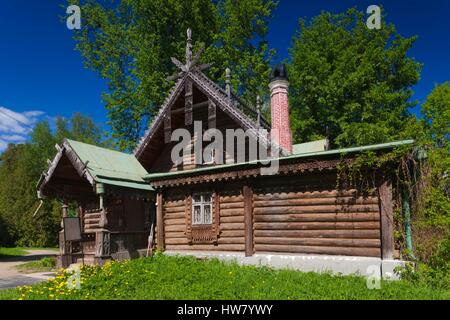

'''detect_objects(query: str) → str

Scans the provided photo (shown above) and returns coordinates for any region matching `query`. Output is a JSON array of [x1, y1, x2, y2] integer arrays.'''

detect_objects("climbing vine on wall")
[[335, 145, 420, 257]]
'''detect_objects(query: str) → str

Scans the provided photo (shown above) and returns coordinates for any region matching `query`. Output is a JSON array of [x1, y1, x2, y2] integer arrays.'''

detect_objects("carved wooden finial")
[[256, 95, 261, 128], [187, 28, 192, 41], [186, 28, 193, 68], [167, 27, 212, 81], [225, 68, 231, 98]]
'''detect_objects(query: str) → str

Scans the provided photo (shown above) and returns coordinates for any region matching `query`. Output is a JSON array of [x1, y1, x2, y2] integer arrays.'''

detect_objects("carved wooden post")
[[225, 68, 231, 100], [256, 95, 261, 128], [57, 202, 71, 268], [62, 202, 69, 219], [156, 192, 165, 251], [379, 178, 394, 259], [243, 185, 254, 257], [94, 183, 111, 266]]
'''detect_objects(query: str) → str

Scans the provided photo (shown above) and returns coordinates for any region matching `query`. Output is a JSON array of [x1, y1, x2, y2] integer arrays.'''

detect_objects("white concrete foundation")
[[165, 251, 407, 280]]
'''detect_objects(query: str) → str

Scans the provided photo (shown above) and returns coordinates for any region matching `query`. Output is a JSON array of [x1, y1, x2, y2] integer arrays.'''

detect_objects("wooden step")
[[84, 227, 101, 232], [84, 218, 100, 225], [84, 213, 101, 219]]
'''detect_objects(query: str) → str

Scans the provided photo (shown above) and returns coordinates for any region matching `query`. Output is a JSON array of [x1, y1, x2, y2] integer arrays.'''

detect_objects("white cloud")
[[0, 106, 45, 152], [0, 134, 28, 142]]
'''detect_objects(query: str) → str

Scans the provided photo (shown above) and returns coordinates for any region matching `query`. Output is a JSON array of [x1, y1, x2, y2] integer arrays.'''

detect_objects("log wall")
[[162, 187, 246, 252], [252, 173, 382, 257], [160, 172, 383, 258]]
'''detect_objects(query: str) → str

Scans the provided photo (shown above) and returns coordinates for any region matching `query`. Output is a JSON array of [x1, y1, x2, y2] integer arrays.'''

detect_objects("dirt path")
[[0, 249, 57, 289]]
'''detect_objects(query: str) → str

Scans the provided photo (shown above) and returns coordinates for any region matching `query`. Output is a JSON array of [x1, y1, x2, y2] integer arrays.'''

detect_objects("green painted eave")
[[144, 139, 414, 181], [95, 176, 153, 191], [66, 139, 153, 191]]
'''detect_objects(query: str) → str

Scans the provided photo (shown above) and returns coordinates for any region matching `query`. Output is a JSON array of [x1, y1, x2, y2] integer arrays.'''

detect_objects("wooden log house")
[[37, 139, 154, 266], [38, 29, 413, 273]]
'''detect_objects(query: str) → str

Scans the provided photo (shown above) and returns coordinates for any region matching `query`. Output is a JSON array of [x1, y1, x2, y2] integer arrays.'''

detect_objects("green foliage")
[[4, 254, 449, 300], [336, 82, 449, 286], [336, 145, 412, 191], [288, 7, 421, 147], [0, 114, 106, 247], [0, 143, 60, 247], [403, 83, 450, 282], [418, 83, 450, 227], [70, 0, 276, 151], [398, 236, 450, 289], [422, 82, 450, 148]]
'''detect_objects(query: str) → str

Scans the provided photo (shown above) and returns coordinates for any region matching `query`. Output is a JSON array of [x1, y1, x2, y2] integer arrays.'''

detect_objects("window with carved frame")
[[192, 193, 212, 225]]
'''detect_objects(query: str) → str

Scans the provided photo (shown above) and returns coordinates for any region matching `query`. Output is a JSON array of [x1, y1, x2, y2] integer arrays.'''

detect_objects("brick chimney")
[[269, 64, 292, 154]]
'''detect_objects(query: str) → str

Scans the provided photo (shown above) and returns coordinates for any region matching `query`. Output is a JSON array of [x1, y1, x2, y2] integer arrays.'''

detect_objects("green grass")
[[1, 253, 449, 300], [0, 247, 58, 259], [0, 247, 29, 258], [15, 257, 57, 274], [0, 289, 18, 300]]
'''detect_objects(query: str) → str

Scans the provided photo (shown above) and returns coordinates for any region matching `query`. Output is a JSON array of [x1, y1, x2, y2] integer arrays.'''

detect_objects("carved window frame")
[[186, 191, 220, 244], [192, 193, 212, 225]]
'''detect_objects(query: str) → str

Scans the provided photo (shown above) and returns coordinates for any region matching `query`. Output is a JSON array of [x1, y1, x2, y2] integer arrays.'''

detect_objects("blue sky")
[[1, 0, 449, 152]]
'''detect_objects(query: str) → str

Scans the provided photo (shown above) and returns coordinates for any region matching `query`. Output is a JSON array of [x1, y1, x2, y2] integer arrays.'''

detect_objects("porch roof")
[[37, 139, 153, 198], [66, 139, 151, 190], [144, 139, 414, 182]]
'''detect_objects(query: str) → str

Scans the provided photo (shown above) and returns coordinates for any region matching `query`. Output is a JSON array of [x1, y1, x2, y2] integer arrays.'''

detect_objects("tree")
[[71, 0, 276, 151], [0, 113, 106, 247], [419, 83, 450, 227], [0, 142, 61, 247], [422, 82, 450, 149], [288, 7, 422, 147]]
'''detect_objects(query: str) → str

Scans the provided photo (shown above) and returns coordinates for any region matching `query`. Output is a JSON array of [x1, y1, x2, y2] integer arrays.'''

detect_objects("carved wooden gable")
[[134, 28, 276, 171]]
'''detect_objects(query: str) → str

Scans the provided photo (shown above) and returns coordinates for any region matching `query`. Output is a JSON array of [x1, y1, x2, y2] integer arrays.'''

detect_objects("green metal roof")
[[145, 139, 414, 181], [66, 139, 153, 191], [293, 139, 329, 154]]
